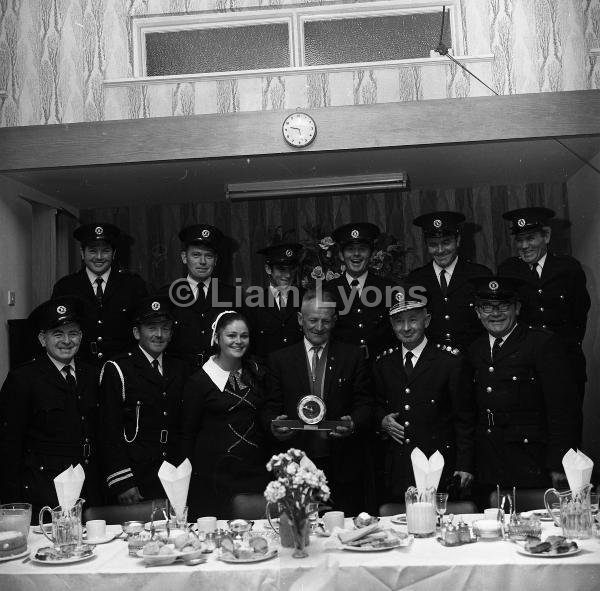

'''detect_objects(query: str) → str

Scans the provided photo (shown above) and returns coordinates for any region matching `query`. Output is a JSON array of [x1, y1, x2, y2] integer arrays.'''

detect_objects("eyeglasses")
[[478, 302, 513, 314]]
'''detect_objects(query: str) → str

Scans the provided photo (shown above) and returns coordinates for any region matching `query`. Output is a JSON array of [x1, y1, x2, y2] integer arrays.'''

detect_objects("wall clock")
[[282, 112, 317, 148]]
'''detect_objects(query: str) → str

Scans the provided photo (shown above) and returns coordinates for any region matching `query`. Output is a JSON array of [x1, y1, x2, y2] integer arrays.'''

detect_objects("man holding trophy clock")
[[264, 289, 373, 515]]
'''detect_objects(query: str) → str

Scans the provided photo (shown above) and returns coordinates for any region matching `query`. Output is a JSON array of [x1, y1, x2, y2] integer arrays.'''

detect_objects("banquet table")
[[1, 516, 599, 591]]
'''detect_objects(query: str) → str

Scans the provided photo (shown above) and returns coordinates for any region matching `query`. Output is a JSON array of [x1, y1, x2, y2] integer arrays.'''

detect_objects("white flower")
[[264, 481, 286, 503], [311, 266, 325, 280], [325, 270, 336, 281], [300, 455, 318, 473], [286, 463, 298, 475], [319, 236, 334, 249]]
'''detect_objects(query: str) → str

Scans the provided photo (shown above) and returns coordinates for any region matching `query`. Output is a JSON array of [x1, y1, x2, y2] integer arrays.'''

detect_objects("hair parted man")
[[263, 289, 374, 515], [498, 207, 590, 406]]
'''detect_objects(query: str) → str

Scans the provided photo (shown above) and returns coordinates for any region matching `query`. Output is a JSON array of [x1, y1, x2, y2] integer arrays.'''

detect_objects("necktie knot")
[[439, 269, 448, 296], [404, 351, 414, 374], [63, 365, 76, 391], [151, 359, 161, 375], [94, 276, 104, 302], [350, 279, 359, 288], [491, 337, 503, 361]]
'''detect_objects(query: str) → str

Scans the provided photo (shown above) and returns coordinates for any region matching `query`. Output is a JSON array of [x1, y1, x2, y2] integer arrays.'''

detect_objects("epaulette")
[[436, 343, 460, 356], [375, 345, 401, 363]]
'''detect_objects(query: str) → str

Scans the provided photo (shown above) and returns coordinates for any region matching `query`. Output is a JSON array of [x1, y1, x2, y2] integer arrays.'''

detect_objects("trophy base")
[[271, 419, 352, 431]]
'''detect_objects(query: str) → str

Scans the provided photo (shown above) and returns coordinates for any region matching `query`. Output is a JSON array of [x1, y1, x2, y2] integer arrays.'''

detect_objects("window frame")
[[116, 0, 487, 85]]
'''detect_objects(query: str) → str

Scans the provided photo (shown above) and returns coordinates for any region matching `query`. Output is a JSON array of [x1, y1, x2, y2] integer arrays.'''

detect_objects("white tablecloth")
[[1, 518, 599, 591]]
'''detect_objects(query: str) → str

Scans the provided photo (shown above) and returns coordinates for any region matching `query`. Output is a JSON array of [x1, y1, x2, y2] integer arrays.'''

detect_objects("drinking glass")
[[306, 502, 319, 534], [590, 493, 599, 517], [435, 493, 449, 527]]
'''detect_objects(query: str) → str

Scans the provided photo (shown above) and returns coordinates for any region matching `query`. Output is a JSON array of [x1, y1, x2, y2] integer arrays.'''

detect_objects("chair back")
[[489, 489, 546, 513], [83, 499, 165, 525]]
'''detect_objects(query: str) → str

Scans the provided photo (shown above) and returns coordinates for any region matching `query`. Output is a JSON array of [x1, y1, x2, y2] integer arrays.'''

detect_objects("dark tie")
[[151, 359, 161, 376], [491, 337, 503, 362], [350, 279, 360, 290], [530, 263, 539, 280], [196, 282, 206, 304], [63, 365, 77, 393], [404, 351, 414, 375], [439, 270, 448, 296], [94, 276, 104, 304], [310, 346, 321, 395]]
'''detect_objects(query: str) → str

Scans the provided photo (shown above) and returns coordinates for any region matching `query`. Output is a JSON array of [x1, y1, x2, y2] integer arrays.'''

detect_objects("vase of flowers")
[[264, 448, 330, 558]]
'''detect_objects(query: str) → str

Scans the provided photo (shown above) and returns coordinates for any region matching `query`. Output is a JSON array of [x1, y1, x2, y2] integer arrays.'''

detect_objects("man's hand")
[[271, 415, 295, 441], [118, 486, 144, 505], [550, 470, 568, 489], [329, 415, 354, 439], [381, 413, 405, 444], [453, 470, 474, 488]]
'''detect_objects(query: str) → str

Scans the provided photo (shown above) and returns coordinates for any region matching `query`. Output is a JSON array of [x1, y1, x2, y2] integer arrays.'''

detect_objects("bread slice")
[[337, 523, 380, 545]]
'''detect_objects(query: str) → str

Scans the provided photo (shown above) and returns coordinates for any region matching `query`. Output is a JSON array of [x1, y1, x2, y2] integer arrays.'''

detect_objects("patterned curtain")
[[82, 182, 569, 290]]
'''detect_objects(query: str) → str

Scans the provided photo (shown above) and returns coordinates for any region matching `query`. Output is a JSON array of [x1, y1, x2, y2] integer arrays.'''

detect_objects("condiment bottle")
[[458, 518, 471, 543]]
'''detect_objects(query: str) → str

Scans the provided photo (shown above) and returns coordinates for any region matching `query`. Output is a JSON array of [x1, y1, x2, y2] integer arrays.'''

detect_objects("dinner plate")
[[218, 549, 278, 563], [83, 532, 117, 544], [516, 544, 580, 558], [390, 514, 407, 525], [136, 549, 182, 565], [0, 548, 29, 562], [341, 536, 412, 552], [30, 551, 96, 565]]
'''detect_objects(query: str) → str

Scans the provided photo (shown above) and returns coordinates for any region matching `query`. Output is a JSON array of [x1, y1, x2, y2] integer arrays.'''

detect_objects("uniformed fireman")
[[165, 224, 237, 371], [99, 295, 187, 505], [498, 207, 590, 406], [468, 276, 581, 503], [51, 223, 148, 365], [373, 283, 475, 501], [326, 222, 396, 360], [0, 297, 101, 513], [408, 211, 491, 353], [244, 242, 304, 360]]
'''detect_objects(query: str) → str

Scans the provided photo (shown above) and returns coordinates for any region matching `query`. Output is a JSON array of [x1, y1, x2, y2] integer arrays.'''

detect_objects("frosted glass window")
[[145, 24, 291, 76], [303, 13, 451, 66]]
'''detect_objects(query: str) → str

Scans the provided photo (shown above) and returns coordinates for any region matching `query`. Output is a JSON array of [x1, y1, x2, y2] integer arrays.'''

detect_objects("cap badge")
[[433, 219, 442, 228], [285, 249, 293, 257], [151, 301, 160, 311], [395, 291, 405, 302], [517, 218, 526, 227], [94, 226, 103, 235], [350, 229, 359, 238], [201, 229, 210, 238], [489, 281, 499, 291], [56, 305, 67, 314]]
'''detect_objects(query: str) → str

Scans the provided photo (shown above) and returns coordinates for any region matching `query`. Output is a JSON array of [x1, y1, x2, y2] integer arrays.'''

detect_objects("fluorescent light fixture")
[[225, 172, 408, 200]]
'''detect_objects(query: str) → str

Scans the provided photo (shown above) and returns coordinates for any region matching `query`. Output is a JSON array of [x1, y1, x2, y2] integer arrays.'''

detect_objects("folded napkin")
[[300, 454, 318, 472], [562, 448, 593, 492], [411, 448, 444, 491], [158, 459, 192, 517], [54, 464, 85, 511]]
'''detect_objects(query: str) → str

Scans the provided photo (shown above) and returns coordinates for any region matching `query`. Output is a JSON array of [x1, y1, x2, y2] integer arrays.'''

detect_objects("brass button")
[[84, 459, 89, 465], [97, 320, 102, 324], [97, 336, 103, 342], [405, 438, 411, 444], [486, 429, 491, 434], [404, 421, 410, 427], [404, 404, 410, 411], [81, 416, 85, 420], [444, 298, 448, 303], [85, 437, 90, 443], [444, 315, 450, 320], [559, 294, 564, 300], [40, 466, 44, 471], [162, 452, 167, 457], [283, 338, 287, 343], [512, 376, 517, 381], [523, 438, 529, 443], [358, 323, 363, 328], [486, 386, 492, 393], [542, 325, 547, 329], [98, 353, 103, 358], [357, 308, 362, 314], [163, 392, 167, 397], [405, 388, 410, 394], [163, 411, 168, 416], [445, 333, 451, 338], [540, 307, 544, 312], [360, 339, 365, 344], [489, 366, 494, 372], [538, 289, 543, 294], [430, 399, 435, 404]]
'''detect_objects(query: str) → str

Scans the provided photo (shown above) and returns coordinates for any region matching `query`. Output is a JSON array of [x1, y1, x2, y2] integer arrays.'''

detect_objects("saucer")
[[83, 532, 117, 544]]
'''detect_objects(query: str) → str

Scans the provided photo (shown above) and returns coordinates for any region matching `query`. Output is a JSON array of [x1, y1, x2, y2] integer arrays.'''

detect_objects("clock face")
[[282, 113, 317, 148]]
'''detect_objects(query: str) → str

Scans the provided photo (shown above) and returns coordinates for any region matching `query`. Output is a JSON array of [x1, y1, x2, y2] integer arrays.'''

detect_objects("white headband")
[[211, 310, 237, 345]]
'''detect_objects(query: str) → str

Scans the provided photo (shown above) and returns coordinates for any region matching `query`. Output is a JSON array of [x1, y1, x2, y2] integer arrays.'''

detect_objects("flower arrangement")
[[264, 448, 330, 557]]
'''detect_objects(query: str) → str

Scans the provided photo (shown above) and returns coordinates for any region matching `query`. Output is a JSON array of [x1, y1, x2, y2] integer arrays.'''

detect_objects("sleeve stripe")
[[107, 468, 132, 481], [107, 473, 134, 487]]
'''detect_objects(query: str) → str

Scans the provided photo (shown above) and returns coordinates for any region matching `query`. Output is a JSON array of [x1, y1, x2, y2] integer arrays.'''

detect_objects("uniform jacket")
[[373, 342, 475, 497], [468, 324, 581, 488], [498, 253, 590, 379], [326, 272, 397, 359], [408, 257, 492, 352], [264, 340, 373, 484], [164, 278, 238, 370], [99, 347, 187, 498], [51, 268, 148, 365], [244, 287, 303, 360], [0, 356, 101, 509]]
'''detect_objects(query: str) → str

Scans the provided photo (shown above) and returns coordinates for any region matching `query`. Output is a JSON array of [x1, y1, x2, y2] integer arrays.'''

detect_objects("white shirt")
[[488, 323, 518, 355], [433, 256, 459, 286], [86, 267, 111, 289], [402, 336, 428, 366], [304, 337, 326, 365], [47, 354, 76, 379], [202, 355, 230, 392], [187, 275, 210, 300], [269, 285, 287, 309], [138, 345, 163, 375], [345, 271, 368, 294]]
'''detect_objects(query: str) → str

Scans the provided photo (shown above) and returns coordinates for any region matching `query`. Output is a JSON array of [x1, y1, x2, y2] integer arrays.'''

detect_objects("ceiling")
[[4, 135, 599, 210]]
